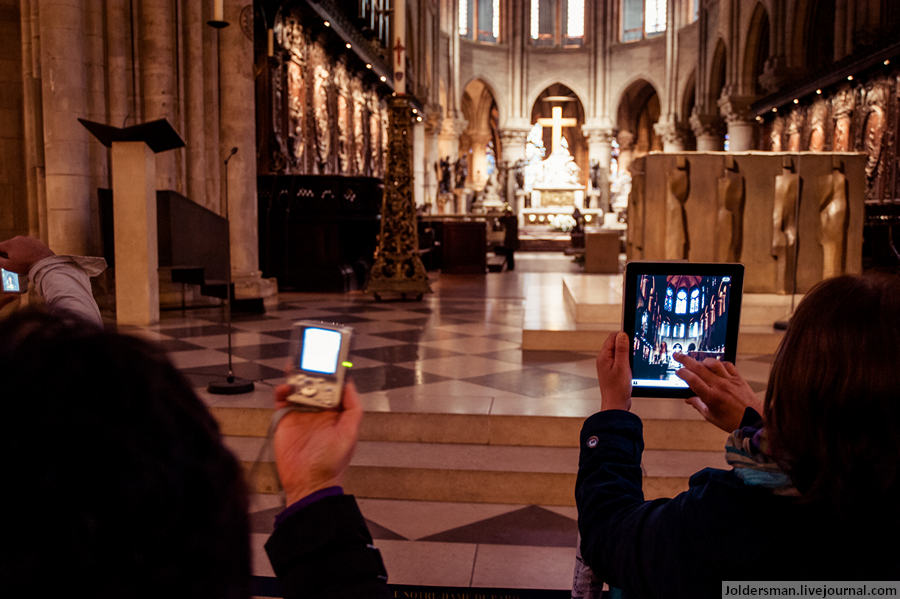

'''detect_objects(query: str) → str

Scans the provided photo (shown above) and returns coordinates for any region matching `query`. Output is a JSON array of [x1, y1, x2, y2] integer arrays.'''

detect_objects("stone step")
[[209, 399, 728, 452], [225, 436, 728, 506]]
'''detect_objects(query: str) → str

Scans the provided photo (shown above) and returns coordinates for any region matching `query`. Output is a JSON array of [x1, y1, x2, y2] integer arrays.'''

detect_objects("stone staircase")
[[214, 397, 729, 507]]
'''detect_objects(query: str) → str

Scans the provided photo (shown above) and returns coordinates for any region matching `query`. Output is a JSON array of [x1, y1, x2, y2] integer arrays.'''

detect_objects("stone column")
[[617, 131, 636, 174], [219, 0, 275, 301], [583, 125, 614, 209], [653, 118, 686, 152], [140, 0, 179, 191], [423, 111, 441, 212], [438, 116, 467, 162], [499, 127, 529, 212], [183, 0, 207, 207], [413, 118, 426, 207], [38, 0, 92, 255], [718, 95, 756, 151], [689, 111, 725, 151]]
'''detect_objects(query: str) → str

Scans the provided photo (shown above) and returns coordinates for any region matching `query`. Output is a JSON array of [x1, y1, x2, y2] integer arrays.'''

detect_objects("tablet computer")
[[623, 262, 744, 398]]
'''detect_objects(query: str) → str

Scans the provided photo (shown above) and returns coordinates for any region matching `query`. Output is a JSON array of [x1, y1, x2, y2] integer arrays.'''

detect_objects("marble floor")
[[117, 253, 775, 593]]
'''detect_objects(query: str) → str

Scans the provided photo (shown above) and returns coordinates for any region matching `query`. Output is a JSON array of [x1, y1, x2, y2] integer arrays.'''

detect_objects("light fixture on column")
[[208, 0, 227, 28]]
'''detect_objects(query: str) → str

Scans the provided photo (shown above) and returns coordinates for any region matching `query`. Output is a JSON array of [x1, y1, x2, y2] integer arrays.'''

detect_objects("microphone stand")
[[208, 148, 254, 395]]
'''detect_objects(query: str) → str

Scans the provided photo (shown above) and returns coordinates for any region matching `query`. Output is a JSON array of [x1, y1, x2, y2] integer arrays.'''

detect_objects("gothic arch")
[[708, 39, 727, 107], [742, 2, 770, 96], [530, 83, 588, 188], [460, 78, 501, 189], [526, 76, 589, 120], [615, 79, 661, 155], [681, 70, 697, 149]]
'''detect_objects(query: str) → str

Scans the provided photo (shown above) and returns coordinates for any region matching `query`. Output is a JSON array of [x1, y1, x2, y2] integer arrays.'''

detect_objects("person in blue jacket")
[[576, 274, 900, 598]]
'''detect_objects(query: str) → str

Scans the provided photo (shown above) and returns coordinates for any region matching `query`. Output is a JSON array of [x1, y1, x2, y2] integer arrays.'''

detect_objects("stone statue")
[[334, 61, 351, 173], [439, 156, 452, 193], [716, 156, 745, 262], [819, 158, 849, 279], [454, 154, 468, 189], [665, 155, 690, 260], [832, 85, 856, 152], [769, 116, 784, 152], [808, 99, 828, 152], [772, 157, 800, 294], [312, 59, 331, 172], [513, 159, 526, 191], [863, 82, 888, 182], [787, 107, 805, 152]]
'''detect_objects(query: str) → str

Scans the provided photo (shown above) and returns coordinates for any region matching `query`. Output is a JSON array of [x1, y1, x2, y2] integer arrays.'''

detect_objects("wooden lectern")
[[80, 118, 185, 326]]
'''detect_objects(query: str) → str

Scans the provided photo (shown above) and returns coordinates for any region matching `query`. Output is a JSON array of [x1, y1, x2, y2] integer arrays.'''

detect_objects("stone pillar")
[[617, 131, 635, 174], [140, 0, 179, 191], [111, 141, 159, 325], [423, 111, 441, 212], [499, 127, 529, 211], [183, 0, 207, 207], [438, 116, 467, 162], [413, 118, 425, 207], [690, 111, 725, 151], [653, 118, 686, 152], [38, 0, 92, 255], [219, 0, 275, 301], [718, 96, 756, 151], [583, 125, 614, 209]]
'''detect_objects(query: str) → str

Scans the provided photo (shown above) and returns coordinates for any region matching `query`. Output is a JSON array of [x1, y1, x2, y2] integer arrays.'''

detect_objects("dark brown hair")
[[764, 273, 900, 512]]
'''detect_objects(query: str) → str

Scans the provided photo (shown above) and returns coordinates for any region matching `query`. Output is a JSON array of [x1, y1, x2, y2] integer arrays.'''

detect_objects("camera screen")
[[300, 327, 342, 375], [2, 268, 20, 293], [631, 274, 733, 389]]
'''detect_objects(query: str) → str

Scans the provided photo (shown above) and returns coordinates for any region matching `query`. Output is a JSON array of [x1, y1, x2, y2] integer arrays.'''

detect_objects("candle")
[[393, 0, 406, 94], [213, 0, 224, 22]]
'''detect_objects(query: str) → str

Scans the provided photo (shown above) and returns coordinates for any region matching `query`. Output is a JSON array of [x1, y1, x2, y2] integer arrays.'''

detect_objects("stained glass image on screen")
[[300, 328, 342, 375], [631, 274, 733, 389], [2, 268, 20, 293]]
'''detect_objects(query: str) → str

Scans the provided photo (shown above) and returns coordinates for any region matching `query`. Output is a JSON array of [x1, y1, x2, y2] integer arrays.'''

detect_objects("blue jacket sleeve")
[[575, 410, 703, 599]]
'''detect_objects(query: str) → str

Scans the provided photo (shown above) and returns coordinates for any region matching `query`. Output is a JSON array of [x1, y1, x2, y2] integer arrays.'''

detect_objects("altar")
[[521, 103, 601, 226]]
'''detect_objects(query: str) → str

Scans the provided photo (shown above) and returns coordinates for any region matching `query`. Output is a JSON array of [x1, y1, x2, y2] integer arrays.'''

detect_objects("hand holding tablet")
[[622, 262, 744, 399]]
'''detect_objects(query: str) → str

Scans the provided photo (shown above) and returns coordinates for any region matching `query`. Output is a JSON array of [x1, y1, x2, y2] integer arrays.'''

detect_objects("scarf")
[[725, 414, 799, 496]]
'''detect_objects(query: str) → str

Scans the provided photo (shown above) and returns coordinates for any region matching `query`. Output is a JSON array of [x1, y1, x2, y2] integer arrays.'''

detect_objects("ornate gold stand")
[[365, 95, 432, 300]]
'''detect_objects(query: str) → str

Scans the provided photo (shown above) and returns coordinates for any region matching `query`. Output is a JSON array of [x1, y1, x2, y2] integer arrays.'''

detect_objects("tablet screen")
[[630, 273, 736, 392]]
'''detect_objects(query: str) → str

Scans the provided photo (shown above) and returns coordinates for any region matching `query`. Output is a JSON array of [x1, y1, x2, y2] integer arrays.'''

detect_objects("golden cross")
[[536, 106, 577, 155]]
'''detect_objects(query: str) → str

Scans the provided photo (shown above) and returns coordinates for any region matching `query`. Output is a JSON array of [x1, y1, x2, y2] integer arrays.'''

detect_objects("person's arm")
[[264, 383, 390, 599], [578, 333, 697, 598], [0, 236, 103, 327]]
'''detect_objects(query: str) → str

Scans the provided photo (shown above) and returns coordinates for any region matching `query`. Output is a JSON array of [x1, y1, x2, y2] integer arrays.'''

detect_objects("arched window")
[[689, 321, 699, 337], [689, 288, 700, 313], [621, 0, 666, 42], [675, 323, 685, 338], [675, 288, 687, 314], [664, 285, 674, 311], [459, 0, 501, 42], [661, 321, 670, 337], [530, 0, 584, 47]]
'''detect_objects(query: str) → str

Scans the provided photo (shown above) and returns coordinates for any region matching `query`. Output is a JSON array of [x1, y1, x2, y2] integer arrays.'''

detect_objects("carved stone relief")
[[862, 82, 888, 182], [772, 157, 800, 294], [626, 158, 645, 259], [716, 156, 745, 262], [770, 116, 784, 152], [808, 99, 828, 152], [334, 61, 351, 174], [831, 86, 856, 152], [367, 90, 382, 177], [665, 156, 690, 260], [310, 42, 332, 173], [283, 19, 306, 170], [819, 158, 849, 279], [351, 81, 365, 175], [787, 107, 805, 152]]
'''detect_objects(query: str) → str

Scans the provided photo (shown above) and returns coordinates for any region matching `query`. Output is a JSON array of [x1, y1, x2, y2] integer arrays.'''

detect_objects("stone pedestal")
[[584, 232, 620, 273], [111, 142, 159, 325]]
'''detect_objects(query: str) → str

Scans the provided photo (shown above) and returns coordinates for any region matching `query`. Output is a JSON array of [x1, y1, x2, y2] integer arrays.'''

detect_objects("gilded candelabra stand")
[[365, 94, 431, 301]]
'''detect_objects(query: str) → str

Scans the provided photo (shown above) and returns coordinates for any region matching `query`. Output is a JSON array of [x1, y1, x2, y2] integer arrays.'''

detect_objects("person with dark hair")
[[576, 274, 900, 598], [0, 309, 389, 599]]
